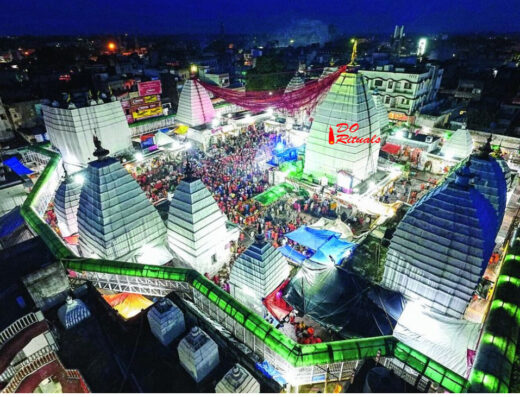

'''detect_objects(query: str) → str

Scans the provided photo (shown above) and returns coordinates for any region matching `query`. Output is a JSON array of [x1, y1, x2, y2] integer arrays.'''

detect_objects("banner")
[[130, 97, 145, 106], [388, 112, 409, 122], [131, 102, 161, 112], [132, 106, 163, 121], [130, 95, 161, 106], [138, 80, 162, 96], [144, 94, 159, 103]]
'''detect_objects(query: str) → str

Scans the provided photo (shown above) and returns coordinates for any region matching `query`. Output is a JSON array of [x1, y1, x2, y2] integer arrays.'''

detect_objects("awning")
[[154, 132, 176, 147], [310, 237, 356, 265], [311, 217, 353, 239], [174, 125, 189, 135], [4, 157, 34, 175], [263, 279, 293, 321], [381, 143, 401, 155], [278, 245, 307, 265], [285, 226, 340, 251]]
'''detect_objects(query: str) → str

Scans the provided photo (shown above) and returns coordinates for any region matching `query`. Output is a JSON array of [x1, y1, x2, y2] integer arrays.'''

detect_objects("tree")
[[246, 55, 292, 92]]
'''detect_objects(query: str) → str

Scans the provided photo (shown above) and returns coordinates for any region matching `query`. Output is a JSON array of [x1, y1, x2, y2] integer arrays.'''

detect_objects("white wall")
[[43, 101, 132, 172]]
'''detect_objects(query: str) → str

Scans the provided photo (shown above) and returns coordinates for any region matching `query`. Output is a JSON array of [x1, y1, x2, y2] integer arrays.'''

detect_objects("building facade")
[[0, 97, 14, 141], [360, 64, 443, 123]]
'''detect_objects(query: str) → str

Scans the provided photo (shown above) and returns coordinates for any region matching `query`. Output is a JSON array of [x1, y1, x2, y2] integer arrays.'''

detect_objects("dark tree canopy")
[[246, 55, 292, 92]]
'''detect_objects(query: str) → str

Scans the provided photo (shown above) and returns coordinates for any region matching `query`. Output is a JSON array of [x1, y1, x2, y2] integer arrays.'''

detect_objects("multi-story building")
[[199, 68, 230, 88], [360, 63, 443, 123], [6, 100, 41, 131], [0, 97, 14, 141]]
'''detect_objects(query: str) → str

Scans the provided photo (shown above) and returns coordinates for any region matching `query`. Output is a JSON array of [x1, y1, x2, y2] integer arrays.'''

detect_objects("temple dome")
[[166, 162, 237, 275], [383, 164, 498, 318], [441, 127, 473, 160], [284, 75, 305, 94], [228, 225, 290, 314], [447, 139, 507, 229], [215, 364, 260, 393], [77, 148, 167, 262], [54, 175, 82, 237], [177, 327, 220, 383], [57, 296, 91, 329], [147, 298, 185, 346], [304, 71, 381, 184], [175, 80, 216, 127]]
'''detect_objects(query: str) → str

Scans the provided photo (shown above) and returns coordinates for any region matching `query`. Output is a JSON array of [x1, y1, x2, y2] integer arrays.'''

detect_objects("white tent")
[[154, 132, 177, 148], [311, 217, 353, 240], [393, 302, 481, 376]]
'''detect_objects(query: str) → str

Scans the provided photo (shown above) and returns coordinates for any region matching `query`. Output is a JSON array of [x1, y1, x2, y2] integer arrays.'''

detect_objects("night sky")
[[0, 0, 516, 36]]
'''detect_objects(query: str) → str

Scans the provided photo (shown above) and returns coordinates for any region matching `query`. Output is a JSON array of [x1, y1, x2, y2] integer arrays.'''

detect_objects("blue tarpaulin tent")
[[284, 226, 340, 251], [255, 361, 287, 386], [4, 157, 34, 176], [310, 237, 356, 265], [278, 245, 307, 265]]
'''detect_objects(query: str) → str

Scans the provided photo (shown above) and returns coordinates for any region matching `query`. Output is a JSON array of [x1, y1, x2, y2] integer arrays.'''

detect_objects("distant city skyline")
[[0, 0, 517, 37]]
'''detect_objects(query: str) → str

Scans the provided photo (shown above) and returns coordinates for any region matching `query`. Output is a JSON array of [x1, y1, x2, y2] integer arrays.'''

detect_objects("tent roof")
[[284, 261, 405, 337], [155, 132, 176, 147], [263, 279, 293, 321], [311, 217, 353, 239], [278, 245, 307, 265], [381, 143, 401, 155], [310, 237, 356, 265], [393, 303, 480, 376], [285, 226, 340, 251], [4, 157, 34, 175]]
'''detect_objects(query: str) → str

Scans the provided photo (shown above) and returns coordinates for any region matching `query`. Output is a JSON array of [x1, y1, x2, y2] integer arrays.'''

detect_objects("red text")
[[328, 124, 380, 145]]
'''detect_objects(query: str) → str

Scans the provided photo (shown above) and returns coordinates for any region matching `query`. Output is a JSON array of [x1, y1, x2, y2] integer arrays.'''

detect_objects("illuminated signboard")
[[388, 112, 409, 122], [143, 94, 159, 103], [132, 105, 163, 121], [130, 95, 160, 106], [138, 80, 162, 96]]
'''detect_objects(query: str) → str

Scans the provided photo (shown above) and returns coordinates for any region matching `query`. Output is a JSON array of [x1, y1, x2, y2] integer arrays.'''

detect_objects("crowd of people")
[[128, 127, 348, 276]]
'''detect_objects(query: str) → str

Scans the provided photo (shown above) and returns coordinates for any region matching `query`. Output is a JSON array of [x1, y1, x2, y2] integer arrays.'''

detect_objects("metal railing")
[[0, 312, 42, 347]]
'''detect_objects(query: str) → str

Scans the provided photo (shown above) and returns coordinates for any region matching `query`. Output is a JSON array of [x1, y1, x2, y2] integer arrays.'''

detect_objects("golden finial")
[[348, 38, 358, 66]]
